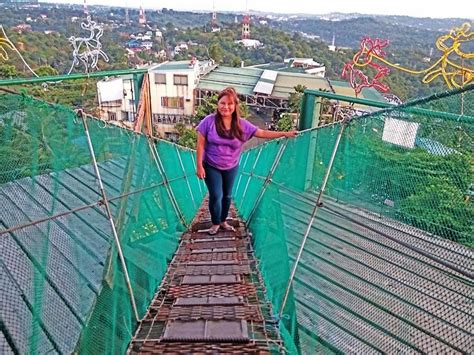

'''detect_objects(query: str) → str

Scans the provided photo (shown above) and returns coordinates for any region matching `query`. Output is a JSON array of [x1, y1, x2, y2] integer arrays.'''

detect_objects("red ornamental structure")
[[139, 6, 146, 25], [242, 15, 250, 40], [342, 37, 391, 95]]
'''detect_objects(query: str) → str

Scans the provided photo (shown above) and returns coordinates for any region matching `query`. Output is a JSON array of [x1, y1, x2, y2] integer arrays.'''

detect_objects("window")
[[173, 74, 188, 86], [161, 97, 185, 109], [107, 111, 117, 121], [123, 111, 134, 121], [154, 73, 166, 84]]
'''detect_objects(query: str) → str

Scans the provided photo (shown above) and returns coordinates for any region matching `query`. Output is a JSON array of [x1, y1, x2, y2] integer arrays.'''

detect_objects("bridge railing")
[[234, 84, 473, 354], [0, 90, 205, 354]]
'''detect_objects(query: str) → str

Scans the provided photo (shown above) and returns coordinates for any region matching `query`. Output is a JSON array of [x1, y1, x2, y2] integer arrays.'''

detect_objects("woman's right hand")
[[197, 165, 206, 179]]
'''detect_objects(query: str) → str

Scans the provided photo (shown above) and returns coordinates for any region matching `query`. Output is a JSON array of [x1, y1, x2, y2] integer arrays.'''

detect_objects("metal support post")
[[81, 114, 140, 322], [239, 146, 263, 210], [175, 145, 197, 210], [234, 153, 250, 197], [190, 152, 204, 196], [148, 139, 187, 227], [247, 140, 288, 224], [279, 122, 346, 320]]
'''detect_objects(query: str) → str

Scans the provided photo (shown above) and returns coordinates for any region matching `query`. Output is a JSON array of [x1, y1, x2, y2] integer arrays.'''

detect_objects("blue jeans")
[[204, 162, 239, 225]]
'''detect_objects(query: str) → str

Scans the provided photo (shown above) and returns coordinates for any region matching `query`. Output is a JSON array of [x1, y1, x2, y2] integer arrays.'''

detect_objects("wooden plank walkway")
[[128, 204, 284, 354]]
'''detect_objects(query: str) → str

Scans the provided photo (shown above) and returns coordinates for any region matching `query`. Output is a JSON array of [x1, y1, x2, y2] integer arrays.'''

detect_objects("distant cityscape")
[[0, 0, 471, 142]]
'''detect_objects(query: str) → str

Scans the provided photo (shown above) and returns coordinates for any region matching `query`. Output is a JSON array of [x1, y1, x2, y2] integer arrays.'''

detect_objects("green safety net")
[[234, 86, 473, 354], [0, 93, 205, 354], [1, 83, 473, 355]]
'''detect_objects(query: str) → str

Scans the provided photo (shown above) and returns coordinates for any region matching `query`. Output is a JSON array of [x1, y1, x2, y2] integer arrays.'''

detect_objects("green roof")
[[198, 66, 387, 105], [197, 66, 263, 96], [152, 61, 194, 71]]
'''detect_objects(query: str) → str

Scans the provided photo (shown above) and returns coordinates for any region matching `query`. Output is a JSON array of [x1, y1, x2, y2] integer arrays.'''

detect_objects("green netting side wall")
[[234, 86, 473, 354], [0, 94, 205, 354]]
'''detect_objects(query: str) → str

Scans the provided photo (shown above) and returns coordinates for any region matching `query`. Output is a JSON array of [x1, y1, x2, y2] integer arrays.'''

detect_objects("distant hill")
[[272, 16, 473, 50]]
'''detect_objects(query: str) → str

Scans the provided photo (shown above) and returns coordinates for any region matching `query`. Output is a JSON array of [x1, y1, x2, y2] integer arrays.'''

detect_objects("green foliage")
[[208, 43, 224, 63], [276, 113, 294, 131], [194, 94, 218, 123], [338, 126, 473, 245], [288, 85, 306, 114], [0, 64, 19, 79], [194, 93, 249, 124], [36, 65, 58, 77], [175, 122, 197, 149], [0, 94, 90, 184], [399, 176, 473, 245]]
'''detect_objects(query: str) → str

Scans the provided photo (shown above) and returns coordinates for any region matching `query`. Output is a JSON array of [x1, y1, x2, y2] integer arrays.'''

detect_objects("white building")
[[284, 58, 326, 77], [235, 39, 263, 49], [174, 42, 188, 55], [97, 75, 136, 123], [97, 59, 216, 138], [148, 59, 216, 137]]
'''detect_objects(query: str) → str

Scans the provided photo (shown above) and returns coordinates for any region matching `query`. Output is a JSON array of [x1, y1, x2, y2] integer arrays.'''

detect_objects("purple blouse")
[[197, 113, 258, 170]]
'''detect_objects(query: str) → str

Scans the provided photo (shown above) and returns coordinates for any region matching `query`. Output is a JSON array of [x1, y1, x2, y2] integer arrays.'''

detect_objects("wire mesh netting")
[[0, 93, 205, 354], [234, 85, 473, 354], [1, 80, 473, 355]]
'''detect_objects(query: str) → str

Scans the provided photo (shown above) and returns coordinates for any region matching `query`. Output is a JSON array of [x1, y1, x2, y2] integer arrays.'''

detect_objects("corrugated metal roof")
[[197, 66, 263, 96], [212, 66, 263, 77], [152, 61, 194, 71], [253, 81, 274, 95], [260, 70, 278, 82], [197, 81, 255, 96], [330, 79, 386, 102], [272, 73, 331, 97], [198, 66, 387, 104]]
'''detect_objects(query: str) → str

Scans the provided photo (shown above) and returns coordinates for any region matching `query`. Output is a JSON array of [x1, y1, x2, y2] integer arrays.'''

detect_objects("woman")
[[196, 87, 297, 235]]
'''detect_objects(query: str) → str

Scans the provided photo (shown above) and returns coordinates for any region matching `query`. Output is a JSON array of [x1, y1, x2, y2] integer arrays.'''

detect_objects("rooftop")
[[198, 65, 386, 105]]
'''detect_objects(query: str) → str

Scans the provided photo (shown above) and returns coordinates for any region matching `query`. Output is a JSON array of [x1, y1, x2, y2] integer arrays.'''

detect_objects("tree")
[[0, 65, 19, 79], [208, 43, 224, 63], [175, 122, 197, 149], [193, 93, 250, 124], [36, 65, 58, 77], [276, 113, 294, 131], [288, 85, 306, 114], [194, 93, 218, 124]]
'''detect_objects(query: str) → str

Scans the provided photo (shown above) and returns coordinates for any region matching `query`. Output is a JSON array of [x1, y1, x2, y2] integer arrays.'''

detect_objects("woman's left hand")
[[285, 131, 298, 138]]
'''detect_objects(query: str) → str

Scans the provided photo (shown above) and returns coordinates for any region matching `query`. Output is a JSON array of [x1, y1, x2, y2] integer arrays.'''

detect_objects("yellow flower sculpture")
[[347, 22, 473, 89], [0, 32, 15, 61], [423, 22, 473, 88]]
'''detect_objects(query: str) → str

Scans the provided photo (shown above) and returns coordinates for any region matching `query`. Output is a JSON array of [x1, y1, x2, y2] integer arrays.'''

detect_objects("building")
[[242, 14, 250, 39], [235, 38, 263, 49], [287, 58, 326, 76], [148, 59, 215, 138], [255, 57, 327, 77], [210, 3, 220, 32], [96, 59, 216, 138], [2, 0, 39, 3], [328, 34, 336, 52], [196, 65, 386, 112], [174, 42, 188, 55], [97, 74, 136, 123]]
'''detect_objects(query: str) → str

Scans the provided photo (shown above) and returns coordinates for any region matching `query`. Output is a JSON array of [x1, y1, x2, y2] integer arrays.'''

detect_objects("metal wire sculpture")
[[343, 22, 473, 94], [67, 16, 109, 74]]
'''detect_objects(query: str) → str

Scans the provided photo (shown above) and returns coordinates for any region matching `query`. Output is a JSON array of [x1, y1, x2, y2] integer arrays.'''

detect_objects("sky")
[[41, 0, 473, 19]]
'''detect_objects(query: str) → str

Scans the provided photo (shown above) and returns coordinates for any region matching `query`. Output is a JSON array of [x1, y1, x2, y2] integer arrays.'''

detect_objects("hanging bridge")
[[0, 73, 473, 354]]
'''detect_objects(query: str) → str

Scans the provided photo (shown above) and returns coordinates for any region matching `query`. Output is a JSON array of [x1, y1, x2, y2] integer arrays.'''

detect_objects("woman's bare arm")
[[196, 132, 206, 179], [254, 129, 297, 139]]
